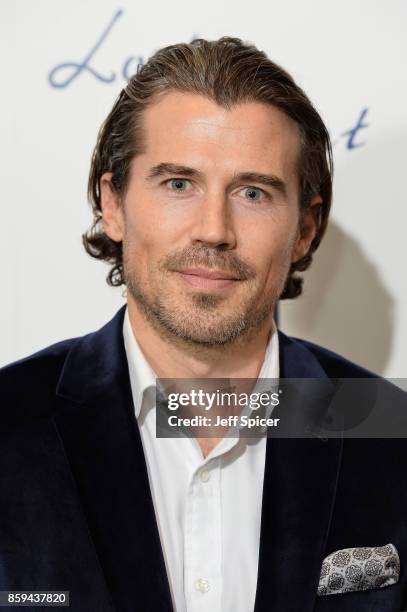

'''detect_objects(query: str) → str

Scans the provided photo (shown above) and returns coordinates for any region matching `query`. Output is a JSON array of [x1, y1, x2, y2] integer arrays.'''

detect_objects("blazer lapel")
[[254, 331, 343, 612], [54, 306, 174, 612]]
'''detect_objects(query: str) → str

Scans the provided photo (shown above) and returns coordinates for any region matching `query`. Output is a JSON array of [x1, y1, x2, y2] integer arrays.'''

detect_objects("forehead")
[[138, 91, 301, 182]]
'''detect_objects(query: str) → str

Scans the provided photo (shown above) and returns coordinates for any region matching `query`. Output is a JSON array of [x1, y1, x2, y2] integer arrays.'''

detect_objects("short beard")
[[125, 274, 276, 348], [122, 242, 290, 349]]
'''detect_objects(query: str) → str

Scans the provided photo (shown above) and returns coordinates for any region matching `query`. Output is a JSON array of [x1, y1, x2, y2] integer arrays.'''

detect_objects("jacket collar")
[[55, 306, 341, 612], [278, 328, 329, 378], [56, 305, 129, 405]]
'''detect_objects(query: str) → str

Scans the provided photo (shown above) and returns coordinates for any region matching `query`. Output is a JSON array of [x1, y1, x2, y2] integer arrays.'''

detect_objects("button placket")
[[184, 459, 222, 611]]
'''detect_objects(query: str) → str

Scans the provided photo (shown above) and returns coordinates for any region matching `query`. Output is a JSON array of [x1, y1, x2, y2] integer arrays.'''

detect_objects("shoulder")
[[287, 334, 379, 378], [284, 336, 407, 448], [0, 337, 77, 379], [0, 338, 79, 417]]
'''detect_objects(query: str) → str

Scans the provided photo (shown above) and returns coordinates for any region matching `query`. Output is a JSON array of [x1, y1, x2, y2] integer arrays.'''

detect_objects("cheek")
[[241, 213, 298, 276], [123, 204, 178, 277], [124, 183, 186, 243], [123, 201, 157, 252], [122, 212, 149, 279]]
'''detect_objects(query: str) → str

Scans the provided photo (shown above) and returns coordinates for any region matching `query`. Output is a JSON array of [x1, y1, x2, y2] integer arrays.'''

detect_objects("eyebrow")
[[146, 163, 201, 181], [145, 162, 287, 196]]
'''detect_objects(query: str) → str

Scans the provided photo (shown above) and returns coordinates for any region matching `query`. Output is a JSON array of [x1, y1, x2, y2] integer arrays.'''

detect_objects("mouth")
[[175, 267, 241, 291]]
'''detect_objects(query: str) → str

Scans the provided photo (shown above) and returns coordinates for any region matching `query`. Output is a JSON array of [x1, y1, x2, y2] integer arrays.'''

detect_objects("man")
[[1, 37, 406, 612]]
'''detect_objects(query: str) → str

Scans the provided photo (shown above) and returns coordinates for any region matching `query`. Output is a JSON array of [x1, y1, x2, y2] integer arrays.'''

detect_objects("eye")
[[167, 178, 192, 191], [239, 186, 268, 202]]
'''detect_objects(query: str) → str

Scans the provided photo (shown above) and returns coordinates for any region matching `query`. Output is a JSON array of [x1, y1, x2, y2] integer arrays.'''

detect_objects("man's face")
[[101, 91, 318, 346]]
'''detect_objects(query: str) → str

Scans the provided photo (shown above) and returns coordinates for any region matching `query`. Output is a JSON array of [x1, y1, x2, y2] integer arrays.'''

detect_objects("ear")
[[291, 195, 323, 264], [100, 172, 124, 242]]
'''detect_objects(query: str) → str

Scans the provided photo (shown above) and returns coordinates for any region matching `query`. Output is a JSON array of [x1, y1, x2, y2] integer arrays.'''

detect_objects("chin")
[[159, 312, 249, 346]]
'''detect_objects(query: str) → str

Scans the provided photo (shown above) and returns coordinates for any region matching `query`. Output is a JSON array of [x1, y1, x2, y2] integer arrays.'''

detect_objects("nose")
[[189, 190, 237, 249]]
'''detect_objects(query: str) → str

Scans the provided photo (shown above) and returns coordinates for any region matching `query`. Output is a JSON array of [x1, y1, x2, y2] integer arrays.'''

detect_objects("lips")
[[177, 267, 240, 280], [175, 267, 241, 291]]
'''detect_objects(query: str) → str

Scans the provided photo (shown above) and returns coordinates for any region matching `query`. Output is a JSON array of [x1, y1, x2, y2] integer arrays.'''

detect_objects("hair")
[[83, 36, 333, 299]]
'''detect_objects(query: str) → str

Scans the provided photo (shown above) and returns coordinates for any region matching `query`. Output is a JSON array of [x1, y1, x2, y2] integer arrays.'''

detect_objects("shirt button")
[[195, 578, 210, 593], [199, 469, 211, 483]]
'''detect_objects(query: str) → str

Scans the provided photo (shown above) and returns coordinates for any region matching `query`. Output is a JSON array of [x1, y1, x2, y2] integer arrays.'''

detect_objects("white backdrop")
[[2, 0, 406, 375]]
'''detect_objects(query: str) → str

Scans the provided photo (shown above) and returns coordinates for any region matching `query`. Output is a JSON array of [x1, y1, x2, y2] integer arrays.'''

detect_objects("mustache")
[[160, 246, 256, 281]]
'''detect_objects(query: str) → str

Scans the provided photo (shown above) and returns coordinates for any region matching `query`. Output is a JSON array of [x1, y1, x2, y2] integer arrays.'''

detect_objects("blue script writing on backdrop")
[[48, 9, 370, 149], [341, 108, 369, 149], [48, 9, 126, 88], [48, 9, 195, 86]]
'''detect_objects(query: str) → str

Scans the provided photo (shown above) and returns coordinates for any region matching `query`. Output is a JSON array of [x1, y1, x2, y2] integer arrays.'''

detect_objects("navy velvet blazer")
[[0, 305, 406, 612]]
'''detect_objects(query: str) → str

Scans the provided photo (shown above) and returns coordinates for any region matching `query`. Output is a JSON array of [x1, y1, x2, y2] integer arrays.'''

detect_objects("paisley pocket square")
[[318, 543, 400, 596]]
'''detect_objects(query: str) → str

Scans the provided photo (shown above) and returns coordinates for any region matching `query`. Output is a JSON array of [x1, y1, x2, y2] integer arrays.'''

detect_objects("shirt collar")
[[123, 307, 157, 419], [123, 306, 280, 420]]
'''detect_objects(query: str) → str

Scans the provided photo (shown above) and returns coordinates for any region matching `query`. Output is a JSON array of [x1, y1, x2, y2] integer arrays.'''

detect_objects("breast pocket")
[[313, 582, 404, 612]]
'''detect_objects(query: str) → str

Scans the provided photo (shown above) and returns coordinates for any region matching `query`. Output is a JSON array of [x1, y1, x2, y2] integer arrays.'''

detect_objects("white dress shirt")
[[123, 307, 279, 612]]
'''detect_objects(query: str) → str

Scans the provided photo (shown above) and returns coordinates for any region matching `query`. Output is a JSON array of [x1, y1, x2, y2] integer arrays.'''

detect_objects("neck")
[[126, 296, 275, 380]]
